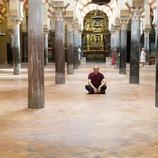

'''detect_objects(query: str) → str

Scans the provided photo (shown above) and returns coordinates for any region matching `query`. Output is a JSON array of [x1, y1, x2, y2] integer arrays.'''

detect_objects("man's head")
[[93, 65, 99, 75]]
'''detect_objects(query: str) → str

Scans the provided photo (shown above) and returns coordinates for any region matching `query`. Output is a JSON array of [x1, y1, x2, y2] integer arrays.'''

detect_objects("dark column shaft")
[[114, 29, 120, 69], [73, 31, 79, 69], [115, 29, 120, 50], [144, 29, 150, 51], [55, 12, 65, 84], [44, 32, 49, 66], [77, 34, 81, 65], [12, 24, 21, 75], [111, 32, 114, 51], [28, 0, 44, 108], [120, 29, 127, 74], [67, 27, 74, 74], [130, 12, 140, 84], [155, 1, 158, 107]]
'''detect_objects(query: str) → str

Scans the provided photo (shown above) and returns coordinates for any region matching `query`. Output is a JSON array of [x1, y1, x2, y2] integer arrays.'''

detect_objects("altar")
[[84, 50, 107, 62], [82, 10, 110, 62]]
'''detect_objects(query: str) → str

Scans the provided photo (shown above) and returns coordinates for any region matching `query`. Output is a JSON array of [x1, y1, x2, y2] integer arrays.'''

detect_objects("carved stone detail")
[[120, 19, 129, 31], [131, 8, 142, 21], [54, 7, 65, 21]]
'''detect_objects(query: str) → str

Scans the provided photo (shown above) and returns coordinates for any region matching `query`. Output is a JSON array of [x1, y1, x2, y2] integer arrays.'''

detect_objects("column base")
[[129, 78, 139, 84], [28, 94, 45, 109], [44, 60, 48, 66], [67, 64, 74, 74], [14, 64, 21, 75], [28, 104, 44, 109], [55, 72, 65, 84], [119, 69, 126, 74], [73, 64, 79, 69]]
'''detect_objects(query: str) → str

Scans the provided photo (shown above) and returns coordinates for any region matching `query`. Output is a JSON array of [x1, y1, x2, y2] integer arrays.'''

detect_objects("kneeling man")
[[85, 66, 107, 94]]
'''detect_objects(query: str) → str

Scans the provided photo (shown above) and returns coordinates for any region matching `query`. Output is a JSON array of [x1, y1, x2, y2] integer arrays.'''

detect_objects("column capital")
[[144, 27, 151, 32], [144, 28, 150, 36], [144, 26, 151, 32], [120, 18, 129, 31], [44, 29, 49, 34], [7, 20, 21, 31], [110, 24, 116, 33], [9, 0, 24, 23], [125, 2, 144, 21], [111, 18, 121, 31], [72, 18, 79, 33], [48, 1, 70, 21], [43, 2, 50, 33], [131, 8, 143, 21], [54, 7, 65, 21], [65, 15, 73, 31]]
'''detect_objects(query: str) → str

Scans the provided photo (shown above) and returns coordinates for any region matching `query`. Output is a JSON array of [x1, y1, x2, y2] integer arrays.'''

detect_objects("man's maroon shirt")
[[88, 72, 104, 88]]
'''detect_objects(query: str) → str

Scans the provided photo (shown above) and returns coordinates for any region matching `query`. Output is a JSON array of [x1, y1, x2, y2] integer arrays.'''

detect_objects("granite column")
[[120, 20, 128, 74], [55, 8, 65, 84], [67, 24, 74, 74], [11, 24, 21, 75], [155, 0, 158, 107], [28, 0, 44, 108], [44, 31, 49, 66], [130, 8, 141, 84]]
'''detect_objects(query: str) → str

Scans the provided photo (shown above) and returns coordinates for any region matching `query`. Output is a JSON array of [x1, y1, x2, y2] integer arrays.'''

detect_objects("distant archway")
[[82, 10, 110, 62]]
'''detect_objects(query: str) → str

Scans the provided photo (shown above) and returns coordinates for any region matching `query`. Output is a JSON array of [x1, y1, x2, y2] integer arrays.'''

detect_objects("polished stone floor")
[[0, 61, 158, 158]]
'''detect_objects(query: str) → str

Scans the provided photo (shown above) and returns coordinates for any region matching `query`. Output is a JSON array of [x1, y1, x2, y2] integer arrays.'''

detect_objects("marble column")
[[44, 32, 49, 66], [115, 28, 121, 69], [155, 0, 158, 107], [119, 21, 128, 74], [8, 0, 23, 74], [155, 26, 157, 49], [77, 32, 82, 65], [67, 25, 74, 74], [28, 0, 44, 108], [113, 30, 116, 50], [144, 28, 150, 51], [12, 24, 21, 75], [115, 28, 121, 50], [73, 30, 79, 69], [110, 31, 115, 52], [130, 8, 141, 84], [55, 8, 65, 84]]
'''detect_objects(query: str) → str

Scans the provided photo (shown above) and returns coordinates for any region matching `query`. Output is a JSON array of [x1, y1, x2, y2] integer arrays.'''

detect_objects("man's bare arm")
[[88, 79, 96, 89], [99, 79, 106, 88]]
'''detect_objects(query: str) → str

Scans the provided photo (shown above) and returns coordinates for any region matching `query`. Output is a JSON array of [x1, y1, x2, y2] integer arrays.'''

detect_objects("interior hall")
[[0, 0, 158, 157]]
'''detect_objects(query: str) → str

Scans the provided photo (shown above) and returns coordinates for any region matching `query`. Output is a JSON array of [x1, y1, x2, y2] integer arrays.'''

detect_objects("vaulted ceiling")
[[0, 0, 157, 29], [76, 0, 116, 17]]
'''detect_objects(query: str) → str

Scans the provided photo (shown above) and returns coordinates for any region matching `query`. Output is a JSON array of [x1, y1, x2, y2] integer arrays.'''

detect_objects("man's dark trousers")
[[85, 85, 107, 94]]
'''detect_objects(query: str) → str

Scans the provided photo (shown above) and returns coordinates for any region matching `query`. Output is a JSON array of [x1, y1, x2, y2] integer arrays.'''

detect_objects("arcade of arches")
[[0, 0, 158, 157]]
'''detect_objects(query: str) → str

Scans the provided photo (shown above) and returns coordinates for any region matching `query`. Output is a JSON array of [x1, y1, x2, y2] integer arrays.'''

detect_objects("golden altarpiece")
[[82, 10, 110, 61]]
